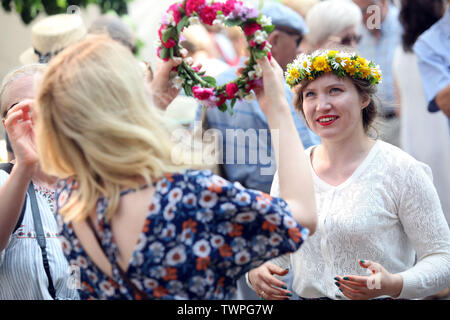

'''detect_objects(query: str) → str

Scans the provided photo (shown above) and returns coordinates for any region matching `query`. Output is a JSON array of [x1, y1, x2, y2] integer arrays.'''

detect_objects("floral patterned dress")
[[56, 170, 308, 299]]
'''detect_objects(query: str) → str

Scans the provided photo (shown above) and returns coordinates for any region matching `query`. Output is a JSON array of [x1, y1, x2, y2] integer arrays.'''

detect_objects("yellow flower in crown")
[[285, 49, 383, 88]]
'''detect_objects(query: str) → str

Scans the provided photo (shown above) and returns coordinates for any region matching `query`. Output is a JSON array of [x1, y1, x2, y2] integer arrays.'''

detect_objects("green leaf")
[[252, 49, 266, 61], [159, 47, 170, 60], [231, 98, 237, 108], [177, 16, 189, 33], [263, 25, 275, 34], [162, 28, 176, 43], [218, 103, 228, 112], [224, 19, 242, 27], [202, 76, 216, 86], [169, 47, 174, 59]]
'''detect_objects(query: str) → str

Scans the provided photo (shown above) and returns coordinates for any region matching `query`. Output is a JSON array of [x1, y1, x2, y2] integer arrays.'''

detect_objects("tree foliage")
[[1, 0, 131, 24]]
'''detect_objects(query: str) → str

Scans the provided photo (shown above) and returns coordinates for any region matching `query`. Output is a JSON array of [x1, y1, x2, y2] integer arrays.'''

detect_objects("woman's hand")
[[253, 57, 290, 117], [248, 262, 292, 300], [3, 99, 38, 173], [335, 259, 403, 300], [150, 49, 202, 110]]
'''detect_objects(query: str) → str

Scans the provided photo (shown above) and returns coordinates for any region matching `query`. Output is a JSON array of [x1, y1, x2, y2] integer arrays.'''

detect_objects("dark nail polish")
[[343, 277, 349, 280], [334, 277, 339, 281], [281, 285, 287, 289], [335, 282, 340, 287], [287, 293, 292, 297], [360, 259, 365, 264]]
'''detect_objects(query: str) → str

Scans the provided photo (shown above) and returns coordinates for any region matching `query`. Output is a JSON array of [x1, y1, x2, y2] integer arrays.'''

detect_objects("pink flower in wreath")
[[243, 22, 262, 36], [185, 0, 206, 16], [193, 86, 215, 100], [200, 5, 217, 25], [222, 0, 239, 16], [168, 3, 183, 25], [216, 93, 227, 107], [225, 83, 239, 98]]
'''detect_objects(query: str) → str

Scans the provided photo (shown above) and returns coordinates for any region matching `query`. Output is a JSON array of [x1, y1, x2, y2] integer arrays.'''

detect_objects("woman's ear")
[[361, 93, 371, 110]]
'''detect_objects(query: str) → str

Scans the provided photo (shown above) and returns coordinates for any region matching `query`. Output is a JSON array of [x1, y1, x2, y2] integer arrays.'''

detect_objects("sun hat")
[[19, 14, 87, 65]]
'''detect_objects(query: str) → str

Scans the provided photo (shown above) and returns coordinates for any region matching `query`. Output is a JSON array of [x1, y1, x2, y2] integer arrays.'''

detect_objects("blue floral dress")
[[56, 170, 309, 299]]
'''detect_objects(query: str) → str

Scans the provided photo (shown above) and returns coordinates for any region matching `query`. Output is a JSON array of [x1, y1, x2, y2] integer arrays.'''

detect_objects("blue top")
[[56, 170, 308, 299], [413, 7, 450, 128], [357, 4, 402, 114], [197, 66, 320, 193]]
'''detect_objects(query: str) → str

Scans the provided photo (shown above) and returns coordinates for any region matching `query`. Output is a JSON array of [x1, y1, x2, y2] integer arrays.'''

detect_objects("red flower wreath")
[[157, 0, 274, 113]]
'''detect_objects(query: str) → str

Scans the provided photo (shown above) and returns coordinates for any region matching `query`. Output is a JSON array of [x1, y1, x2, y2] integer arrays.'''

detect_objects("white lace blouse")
[[267, 140, 450, 299]]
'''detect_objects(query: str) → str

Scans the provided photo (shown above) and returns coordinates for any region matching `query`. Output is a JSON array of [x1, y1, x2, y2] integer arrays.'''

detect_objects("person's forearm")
[[435, 84, 450, 117], [266, 102, 317, 234], [0, 163, 33, 250]]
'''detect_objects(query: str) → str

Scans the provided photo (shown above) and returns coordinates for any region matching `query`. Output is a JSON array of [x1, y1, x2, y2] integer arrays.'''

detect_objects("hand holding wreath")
[[157, 0, 274, 113]]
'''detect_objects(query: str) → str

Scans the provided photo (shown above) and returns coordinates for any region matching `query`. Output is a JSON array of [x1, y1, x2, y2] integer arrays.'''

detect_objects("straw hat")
[[19, 14, 87, 65]]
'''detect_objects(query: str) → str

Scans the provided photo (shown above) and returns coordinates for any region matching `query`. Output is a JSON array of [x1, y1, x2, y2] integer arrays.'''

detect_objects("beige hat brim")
[[19, 47, 39, 65]]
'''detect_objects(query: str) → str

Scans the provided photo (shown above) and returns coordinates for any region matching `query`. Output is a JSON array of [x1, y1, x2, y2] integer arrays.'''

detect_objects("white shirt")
[[0, 171, 79, 300], [261, 140, 450, 299]]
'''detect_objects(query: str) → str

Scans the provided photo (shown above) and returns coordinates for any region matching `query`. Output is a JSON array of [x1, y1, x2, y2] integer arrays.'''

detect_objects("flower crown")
[[285, 50, 382, 88]]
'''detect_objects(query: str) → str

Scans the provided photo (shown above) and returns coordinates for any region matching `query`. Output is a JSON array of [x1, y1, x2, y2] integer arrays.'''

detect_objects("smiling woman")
[[246, 49, 450, 300]]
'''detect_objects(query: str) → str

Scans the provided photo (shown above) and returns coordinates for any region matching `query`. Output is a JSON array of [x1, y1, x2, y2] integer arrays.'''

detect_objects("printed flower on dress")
[[199, 190, 218, 208], [193, 239, 212, 257], [165, 245, 187, 266], [234, 250, 251, 265], [210, 234, 225, 248]]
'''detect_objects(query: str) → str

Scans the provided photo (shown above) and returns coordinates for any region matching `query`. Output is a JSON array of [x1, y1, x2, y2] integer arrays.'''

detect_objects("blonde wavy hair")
[[36, 35, 187, 222]]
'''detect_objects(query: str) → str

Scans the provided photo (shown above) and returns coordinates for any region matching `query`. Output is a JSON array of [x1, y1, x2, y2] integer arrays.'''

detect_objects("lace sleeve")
[[397, 162, 450, 299]]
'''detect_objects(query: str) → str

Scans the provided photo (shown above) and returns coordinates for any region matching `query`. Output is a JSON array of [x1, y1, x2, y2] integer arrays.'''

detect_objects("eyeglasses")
[[328, 34, 362, 46]]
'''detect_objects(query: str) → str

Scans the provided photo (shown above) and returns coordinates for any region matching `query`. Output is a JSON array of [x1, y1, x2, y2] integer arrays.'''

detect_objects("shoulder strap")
[[86, 218, 152, 300], [0, 163, 27, 233], [27, 181, 57, 299]]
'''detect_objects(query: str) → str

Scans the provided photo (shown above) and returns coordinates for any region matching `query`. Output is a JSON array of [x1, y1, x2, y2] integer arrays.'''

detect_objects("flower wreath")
[[157, 0, 274, 112], [285, 50, 383, 89]]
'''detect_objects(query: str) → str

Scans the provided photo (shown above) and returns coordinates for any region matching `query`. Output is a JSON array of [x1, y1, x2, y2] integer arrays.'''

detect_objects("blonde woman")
[[34, 35, 317, 300]]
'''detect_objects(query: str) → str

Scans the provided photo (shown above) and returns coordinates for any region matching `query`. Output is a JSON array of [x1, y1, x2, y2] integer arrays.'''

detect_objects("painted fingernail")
[[334, 282, 340, 287], [260, 297, 265, 300], [339, 288, 342, 292], [334, 277, 339, 281], [281, 285, 287, 289], [287, 293, 292, 297], [343, 277, 349, 280], [360, 259, 365, 264]]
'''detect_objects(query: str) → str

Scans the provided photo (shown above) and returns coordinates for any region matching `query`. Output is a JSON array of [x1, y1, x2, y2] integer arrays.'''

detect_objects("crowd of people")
[[0, 0, 449, 301]]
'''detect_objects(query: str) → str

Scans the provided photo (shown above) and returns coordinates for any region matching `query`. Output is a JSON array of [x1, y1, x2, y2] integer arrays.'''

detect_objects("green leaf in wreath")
[[263, 25, 275, 34], [224, 19, 242, 27], [230, 97, 237, 108], [252, 49, 267, 61], [162, 28, 176, 43], [159, 47, 170, 60], [218, 103, 228, 112], [202, 76, 217, 86], [177, 16, 189, 34]]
